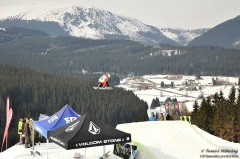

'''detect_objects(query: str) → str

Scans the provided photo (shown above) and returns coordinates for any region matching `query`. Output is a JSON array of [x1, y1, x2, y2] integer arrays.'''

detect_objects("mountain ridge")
[[188, 15, 240, 49], [0, 5, 179, 46]]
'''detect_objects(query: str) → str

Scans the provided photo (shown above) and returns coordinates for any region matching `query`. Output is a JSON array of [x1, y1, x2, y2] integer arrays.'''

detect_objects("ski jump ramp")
[[116, 121, 240, 159]]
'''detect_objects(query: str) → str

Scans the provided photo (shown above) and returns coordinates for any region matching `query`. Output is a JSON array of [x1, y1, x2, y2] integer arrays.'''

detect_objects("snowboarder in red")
[[98, 73, 110, 88]]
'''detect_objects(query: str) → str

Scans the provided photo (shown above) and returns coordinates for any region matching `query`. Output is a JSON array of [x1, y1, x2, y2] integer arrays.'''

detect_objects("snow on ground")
[[118, 74, 239, 112], [0, 143, 119, 159], [1, 121, 239, 159]]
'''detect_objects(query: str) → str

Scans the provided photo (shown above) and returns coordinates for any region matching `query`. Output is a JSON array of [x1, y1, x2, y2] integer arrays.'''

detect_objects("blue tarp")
[[32, 104, 80, 138]]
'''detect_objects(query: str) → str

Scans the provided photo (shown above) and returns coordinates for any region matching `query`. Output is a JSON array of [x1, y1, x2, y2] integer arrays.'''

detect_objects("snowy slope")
[[0, 4, 179, 46], [1, 121, 239, 159], [160, 28, 209, 45], [117, 121, 240, 159]]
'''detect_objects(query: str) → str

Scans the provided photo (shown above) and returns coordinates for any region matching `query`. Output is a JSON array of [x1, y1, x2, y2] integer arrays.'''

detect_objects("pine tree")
[[212, 91, 226, 138], [233, 88, 240, 143], [206, 97, 214, 133], [192, 100, 199, 114], [225, 86, 236, 141], [196, 98, 207, 130], [161, 81, 164, 88], [155, 97, 160, 107], [150, 98, 156, 109], [191, 100, 199, 125], [150, 97, 160, 109], [196, 97, 214, 133]]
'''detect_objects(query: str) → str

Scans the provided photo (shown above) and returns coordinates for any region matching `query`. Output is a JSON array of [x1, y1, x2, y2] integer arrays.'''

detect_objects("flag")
[[174, 102, 180, 118], [174, 102, 179, 110], [165, 102, 169, 113], [1, 97, 13, 152]]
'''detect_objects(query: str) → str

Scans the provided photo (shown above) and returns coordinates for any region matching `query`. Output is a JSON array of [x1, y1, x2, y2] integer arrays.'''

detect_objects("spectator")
[[187, 116, 191, 123], [183, 115, 187, 121], [149, 112, 157, 121], [29, 118, 34, 147], [22, 118, 26, 144], [179, 116, 183, 120], [23, 117, 31, 148], [166, 114, 172, 120], [158, 113, 164, 121], [18, 118, 23, 145]]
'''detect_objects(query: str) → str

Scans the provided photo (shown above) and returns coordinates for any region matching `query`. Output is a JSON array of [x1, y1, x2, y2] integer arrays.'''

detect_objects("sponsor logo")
[[65, 121, 80, 132], [75, 138, 123, 147], [64, 117, 77, 124], [88, 121, 100, 135], [76, 140, 102, 147], [49, 136, 65, 146], [103, 138, 122, 144], [48, 115, 58, 124]]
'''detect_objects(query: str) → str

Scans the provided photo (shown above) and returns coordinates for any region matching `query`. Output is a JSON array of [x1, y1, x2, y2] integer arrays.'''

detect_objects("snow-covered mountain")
[[160, 28, 209, 45], [0, 5, 179, 46]]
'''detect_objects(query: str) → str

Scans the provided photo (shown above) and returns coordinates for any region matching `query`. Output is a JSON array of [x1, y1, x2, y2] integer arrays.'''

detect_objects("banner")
[[174, 102, 180, 118], [165, 102, 169, 113], [1, 97, 13, 152], [174, 102, 179, 110]]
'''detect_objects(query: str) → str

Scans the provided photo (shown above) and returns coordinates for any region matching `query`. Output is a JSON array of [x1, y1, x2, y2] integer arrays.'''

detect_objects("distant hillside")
[[0, 64, 148, 149], [188, 16, 240, 49], [0, 26, 49, 43], [0, 5, 179, 46], [1, 27, 240, 76]]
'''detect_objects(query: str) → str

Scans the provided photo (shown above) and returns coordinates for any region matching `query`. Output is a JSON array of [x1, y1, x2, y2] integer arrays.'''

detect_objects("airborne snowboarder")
[[93, 73, 113, 90], [97, 73, 110, 88]]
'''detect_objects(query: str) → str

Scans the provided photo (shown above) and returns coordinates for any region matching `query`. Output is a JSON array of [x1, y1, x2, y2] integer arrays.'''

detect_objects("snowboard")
[[93, 87, 113, 90]]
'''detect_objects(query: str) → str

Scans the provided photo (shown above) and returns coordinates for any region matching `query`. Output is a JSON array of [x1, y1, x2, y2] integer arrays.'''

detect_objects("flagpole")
[[103, 146, 106, 158]]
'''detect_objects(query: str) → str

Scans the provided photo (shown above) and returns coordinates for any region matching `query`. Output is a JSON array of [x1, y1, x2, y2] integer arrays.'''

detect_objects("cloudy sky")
[[1, 0, 240, 29]]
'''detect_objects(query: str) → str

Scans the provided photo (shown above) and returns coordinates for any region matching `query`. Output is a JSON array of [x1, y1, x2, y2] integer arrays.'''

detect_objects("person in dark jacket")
[[23, 117, 31, 148], [166, 114, 173, 120]]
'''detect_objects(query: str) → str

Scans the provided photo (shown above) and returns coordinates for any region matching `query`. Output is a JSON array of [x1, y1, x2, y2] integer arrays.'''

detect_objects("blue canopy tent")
[[33, 104, 80, 138]]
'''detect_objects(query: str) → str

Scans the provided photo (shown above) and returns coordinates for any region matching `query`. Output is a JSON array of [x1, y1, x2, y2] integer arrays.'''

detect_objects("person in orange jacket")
[[98, 73, 110, 88]]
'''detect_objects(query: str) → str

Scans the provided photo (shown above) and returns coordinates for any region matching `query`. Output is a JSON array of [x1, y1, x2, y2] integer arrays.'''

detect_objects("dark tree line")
[[191, 86, 240, 143], [1, 27, 240, 77], [0, 64, 148, 149]]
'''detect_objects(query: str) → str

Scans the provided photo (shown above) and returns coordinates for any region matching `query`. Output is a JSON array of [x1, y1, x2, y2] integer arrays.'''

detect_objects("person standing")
[[29, 118, 34, 147], [18, 118, 23, 145], [23, 117, 31, 148], [158, 113, 165, 121], [166, 114, 173, 120], [149, 112, 157, 121]]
